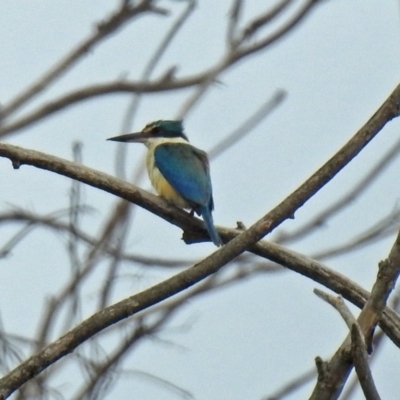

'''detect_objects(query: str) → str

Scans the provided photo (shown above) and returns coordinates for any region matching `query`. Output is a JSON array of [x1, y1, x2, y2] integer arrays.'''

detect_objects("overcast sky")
[[1, 1, 400, 399]]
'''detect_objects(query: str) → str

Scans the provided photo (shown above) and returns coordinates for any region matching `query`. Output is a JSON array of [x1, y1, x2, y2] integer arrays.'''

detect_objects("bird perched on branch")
[[108, 120, 223, 247]]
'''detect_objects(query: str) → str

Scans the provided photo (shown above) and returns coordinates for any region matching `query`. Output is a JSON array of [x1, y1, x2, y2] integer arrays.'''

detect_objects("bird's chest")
[[146, 147, 188, 208]]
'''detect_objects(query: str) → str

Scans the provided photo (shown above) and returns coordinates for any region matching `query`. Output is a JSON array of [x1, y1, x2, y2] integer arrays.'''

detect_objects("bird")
[[107, 120, 223, 247]]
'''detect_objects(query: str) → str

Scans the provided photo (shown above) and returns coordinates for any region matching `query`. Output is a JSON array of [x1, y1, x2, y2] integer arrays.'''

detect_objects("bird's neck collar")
[[145, 136, 189, 149]]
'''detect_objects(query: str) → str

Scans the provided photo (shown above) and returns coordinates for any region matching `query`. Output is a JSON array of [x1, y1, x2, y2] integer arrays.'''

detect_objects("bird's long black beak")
[[107, 132, 147, 143]]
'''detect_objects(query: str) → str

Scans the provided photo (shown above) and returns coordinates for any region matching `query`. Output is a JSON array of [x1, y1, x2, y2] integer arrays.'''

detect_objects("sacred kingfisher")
[[108, 120, 223, 247]]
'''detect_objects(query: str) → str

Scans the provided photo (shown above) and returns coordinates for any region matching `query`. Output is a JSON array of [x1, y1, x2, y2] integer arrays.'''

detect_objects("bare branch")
[[341, 296, 399, 399], [312, 208, 400, 260], [0, 1, 318, 138], [116, 0, 196, 178], [1, 222, 400, 399], [276, 136, 400, 244], [263, 368, 315, 400], [351, 323, 381, 400], [313, 289, 381, 398], [72, 308, 180, 400], [250, 241, 400, 348], [231, 0, 320, 64], [208, 90, 286, 159], [310, 228, 400, 399], [0, 209, 191, 267], [0, 224, 38, 259], [227, 0, 243, 47], [314, 289, 356, 329], [242, 0, 293, 41], [0, 78, 207, 138], [0, 0, 167, 120]]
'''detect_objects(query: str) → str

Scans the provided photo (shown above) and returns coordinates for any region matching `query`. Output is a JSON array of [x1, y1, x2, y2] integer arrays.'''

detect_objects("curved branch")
[[0, 77, 207, 137], [231, 0, 319, 64]]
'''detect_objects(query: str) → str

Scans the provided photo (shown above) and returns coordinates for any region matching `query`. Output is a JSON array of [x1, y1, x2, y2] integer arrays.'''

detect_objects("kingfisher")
[[107, 120, 223, 246]]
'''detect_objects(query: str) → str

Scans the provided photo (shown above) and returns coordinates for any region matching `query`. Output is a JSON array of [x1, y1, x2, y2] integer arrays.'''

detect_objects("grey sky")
[[1, 1, 400, 399]]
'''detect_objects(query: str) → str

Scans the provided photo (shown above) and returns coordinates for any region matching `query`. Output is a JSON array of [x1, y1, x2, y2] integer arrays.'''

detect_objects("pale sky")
[[1, 1, 400, 399]]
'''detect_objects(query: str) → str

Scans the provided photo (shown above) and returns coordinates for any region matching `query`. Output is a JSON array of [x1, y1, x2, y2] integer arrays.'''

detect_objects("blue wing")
[[155, 143, 222, 246], [154, 143, 213, 210]]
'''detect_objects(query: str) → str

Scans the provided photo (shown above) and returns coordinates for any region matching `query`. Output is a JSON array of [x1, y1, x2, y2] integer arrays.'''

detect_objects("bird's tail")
[[201, 206, 223, 247]]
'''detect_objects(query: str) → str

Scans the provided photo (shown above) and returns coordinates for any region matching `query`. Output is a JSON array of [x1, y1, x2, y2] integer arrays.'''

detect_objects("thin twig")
[[312, 208, 400, 260], [231, 0, 319, 64], [208, 90, 286, 159], [242, 0, 293, 40], [263, 368, 315, 400], [227, 0, 243, 48], [0, 209, 191, 267], [314, 289, 356, 329]]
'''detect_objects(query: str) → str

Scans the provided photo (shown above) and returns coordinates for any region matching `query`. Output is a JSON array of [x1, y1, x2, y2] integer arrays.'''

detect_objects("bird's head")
[[107, 120, 189, 145]]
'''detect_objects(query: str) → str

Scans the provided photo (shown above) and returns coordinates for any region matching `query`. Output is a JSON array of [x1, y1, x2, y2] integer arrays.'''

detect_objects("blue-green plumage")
[[107, 120, 223, 247], [154, 143, 212, 212]]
